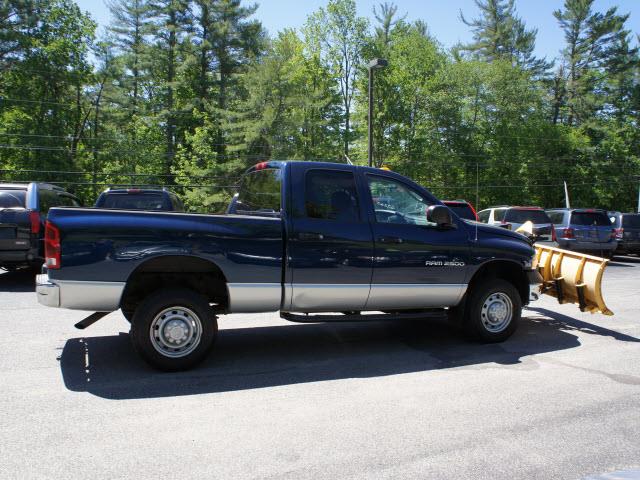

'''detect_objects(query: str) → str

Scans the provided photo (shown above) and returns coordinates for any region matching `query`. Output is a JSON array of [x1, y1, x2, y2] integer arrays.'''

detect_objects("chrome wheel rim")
[[149, 306, 202, 358], [480, 292, 513, 333]]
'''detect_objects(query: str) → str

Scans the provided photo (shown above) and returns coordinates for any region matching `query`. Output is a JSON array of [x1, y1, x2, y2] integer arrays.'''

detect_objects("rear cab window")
[[100, 193, 169, 210], [233, 167, 282, 217], [477, 210, 490, 223]]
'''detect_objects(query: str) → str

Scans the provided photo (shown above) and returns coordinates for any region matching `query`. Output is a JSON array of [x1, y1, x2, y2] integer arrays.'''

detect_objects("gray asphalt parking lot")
[[1, 256, 639, 479]]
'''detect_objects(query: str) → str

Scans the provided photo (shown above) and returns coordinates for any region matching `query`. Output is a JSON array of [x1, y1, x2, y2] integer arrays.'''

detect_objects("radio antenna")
[[475, 160, 479, 242]]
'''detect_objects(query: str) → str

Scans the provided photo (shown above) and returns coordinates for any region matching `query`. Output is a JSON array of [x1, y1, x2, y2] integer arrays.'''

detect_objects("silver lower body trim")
[[365, 284, 467, 310], [227, 283, 281, 313], [284, 283, 467, 313], [36, 274, 124, 311], [289, 284, 370, 312]]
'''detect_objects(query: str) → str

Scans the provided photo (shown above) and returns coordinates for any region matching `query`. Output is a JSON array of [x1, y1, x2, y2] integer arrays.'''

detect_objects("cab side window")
[[367, 175, 434, 225], [304, 170, 359, 222]]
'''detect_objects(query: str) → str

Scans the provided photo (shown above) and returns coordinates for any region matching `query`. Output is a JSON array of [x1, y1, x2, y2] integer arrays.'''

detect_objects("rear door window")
[[570, 211, 611, 226], [0, 190, 26, 208], [505, 209, 551, 224], [305, 170, 359, 222]]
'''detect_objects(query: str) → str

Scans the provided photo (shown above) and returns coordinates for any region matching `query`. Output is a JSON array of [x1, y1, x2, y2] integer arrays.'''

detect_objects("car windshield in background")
[[622, 214, 640, 228], [446, 204, 476, 221], [571, 211, 611, 226], [0, 190, 26, 208], [101, 193, 168, 210], [505, 209, 550, 224]]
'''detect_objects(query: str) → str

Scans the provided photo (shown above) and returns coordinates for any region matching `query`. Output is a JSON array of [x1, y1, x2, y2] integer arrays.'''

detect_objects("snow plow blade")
[[532, 244, 613, 316]]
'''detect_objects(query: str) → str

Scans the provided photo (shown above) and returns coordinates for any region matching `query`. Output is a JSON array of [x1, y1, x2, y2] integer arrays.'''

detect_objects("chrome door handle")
[[297, 232, 324, 241], [378, 236, 403, 244]]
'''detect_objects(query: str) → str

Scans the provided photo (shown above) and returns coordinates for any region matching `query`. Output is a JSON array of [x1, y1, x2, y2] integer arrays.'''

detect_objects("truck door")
[[363, 173, 470, 310], [285, 167, 374, 312]]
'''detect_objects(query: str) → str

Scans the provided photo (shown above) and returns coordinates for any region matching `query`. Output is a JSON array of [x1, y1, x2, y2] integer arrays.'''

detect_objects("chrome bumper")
[[35, 273, 125, 311], [526, 269, 543, 302], [529, 282, 542, 302], [36, 274, 60, 307]]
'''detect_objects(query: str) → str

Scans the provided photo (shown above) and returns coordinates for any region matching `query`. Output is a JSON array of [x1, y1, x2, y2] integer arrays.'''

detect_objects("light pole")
[[368, 58, 388, 168]]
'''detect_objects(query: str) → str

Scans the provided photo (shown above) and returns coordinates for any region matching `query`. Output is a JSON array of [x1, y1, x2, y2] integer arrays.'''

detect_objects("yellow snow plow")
[[516, 222, 613, 316]]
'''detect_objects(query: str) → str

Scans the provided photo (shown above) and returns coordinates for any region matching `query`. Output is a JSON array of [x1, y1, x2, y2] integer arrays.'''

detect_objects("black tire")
[[121, 309, 133, 323], [463, 279, 521, 343], [130, 288, 218, 371]]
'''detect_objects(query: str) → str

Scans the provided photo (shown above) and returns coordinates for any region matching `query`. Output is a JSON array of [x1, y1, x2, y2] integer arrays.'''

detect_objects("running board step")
[[74, 312, 110, 330], [280, 310, 446, 323]]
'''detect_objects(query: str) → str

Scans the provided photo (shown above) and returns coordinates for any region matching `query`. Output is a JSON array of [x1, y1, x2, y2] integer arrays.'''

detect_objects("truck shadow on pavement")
[[59, 309, 639, 400], [0, 269, 36, 292]]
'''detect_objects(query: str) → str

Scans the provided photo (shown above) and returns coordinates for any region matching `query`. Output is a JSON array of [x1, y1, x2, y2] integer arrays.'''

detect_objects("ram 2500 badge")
[[37, 161, 542, 370]]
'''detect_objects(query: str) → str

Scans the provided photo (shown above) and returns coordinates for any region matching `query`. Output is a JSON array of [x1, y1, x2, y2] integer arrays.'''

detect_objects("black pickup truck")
[[0, 183, 80, 270], [37, 161, 541, 370]]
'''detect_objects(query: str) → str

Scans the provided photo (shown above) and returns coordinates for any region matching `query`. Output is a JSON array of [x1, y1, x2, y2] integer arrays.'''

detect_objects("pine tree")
[[107, 0, 151, 113], [554, 0, 629, 125], [460, 0, 550, 76]]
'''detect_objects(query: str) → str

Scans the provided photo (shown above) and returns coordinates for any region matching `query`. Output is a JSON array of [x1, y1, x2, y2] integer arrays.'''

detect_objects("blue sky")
[[76, 0, 640, 62]]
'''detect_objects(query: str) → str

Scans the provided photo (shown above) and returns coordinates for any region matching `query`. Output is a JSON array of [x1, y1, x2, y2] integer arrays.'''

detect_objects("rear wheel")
[[464, 279, 521, 342], [130, 288, 218, 371]]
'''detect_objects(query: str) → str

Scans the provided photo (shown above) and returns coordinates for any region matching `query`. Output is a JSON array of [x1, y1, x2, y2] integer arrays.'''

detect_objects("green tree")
[[460, 0, 550, 76], [305, 0, 368, 157]]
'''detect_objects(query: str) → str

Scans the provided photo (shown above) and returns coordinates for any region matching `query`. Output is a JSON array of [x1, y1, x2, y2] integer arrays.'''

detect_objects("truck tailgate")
[[0, 208, 32, 251]]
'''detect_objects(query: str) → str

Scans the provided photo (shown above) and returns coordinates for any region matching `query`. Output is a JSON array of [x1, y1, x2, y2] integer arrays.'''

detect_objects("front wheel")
[[130, 288, 218, 371], [464, 279, 521, 342]]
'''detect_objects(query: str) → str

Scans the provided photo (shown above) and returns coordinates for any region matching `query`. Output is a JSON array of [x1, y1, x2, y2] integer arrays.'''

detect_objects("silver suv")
[[546, 208, 616, 256], [477, 206, 554, 241]]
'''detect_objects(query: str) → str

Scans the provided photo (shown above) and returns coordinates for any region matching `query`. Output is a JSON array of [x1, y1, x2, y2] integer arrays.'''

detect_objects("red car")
[[443, 200, 478, 221]]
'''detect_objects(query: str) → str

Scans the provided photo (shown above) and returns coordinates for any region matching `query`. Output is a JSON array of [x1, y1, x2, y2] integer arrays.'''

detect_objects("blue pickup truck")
[[36, 161, 541, 370]]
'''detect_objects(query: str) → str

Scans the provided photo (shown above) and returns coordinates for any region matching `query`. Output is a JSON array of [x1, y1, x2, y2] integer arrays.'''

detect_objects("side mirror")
[[427, 205, 454, 228]]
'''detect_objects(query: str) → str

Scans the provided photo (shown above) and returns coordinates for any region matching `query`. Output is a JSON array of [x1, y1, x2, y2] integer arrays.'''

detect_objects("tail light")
[[562, 227, 575, 239], [44, 221, 61, 269], [468, 203, 478, 221], [613, 228, 623, 240], [551, 225, 557, 242], [29, 210, 40, 234]]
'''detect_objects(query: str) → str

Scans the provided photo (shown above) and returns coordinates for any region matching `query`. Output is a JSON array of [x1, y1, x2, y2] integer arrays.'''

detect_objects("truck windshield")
[[234, 168, 282, 216], [0, 190, 26, 208]]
